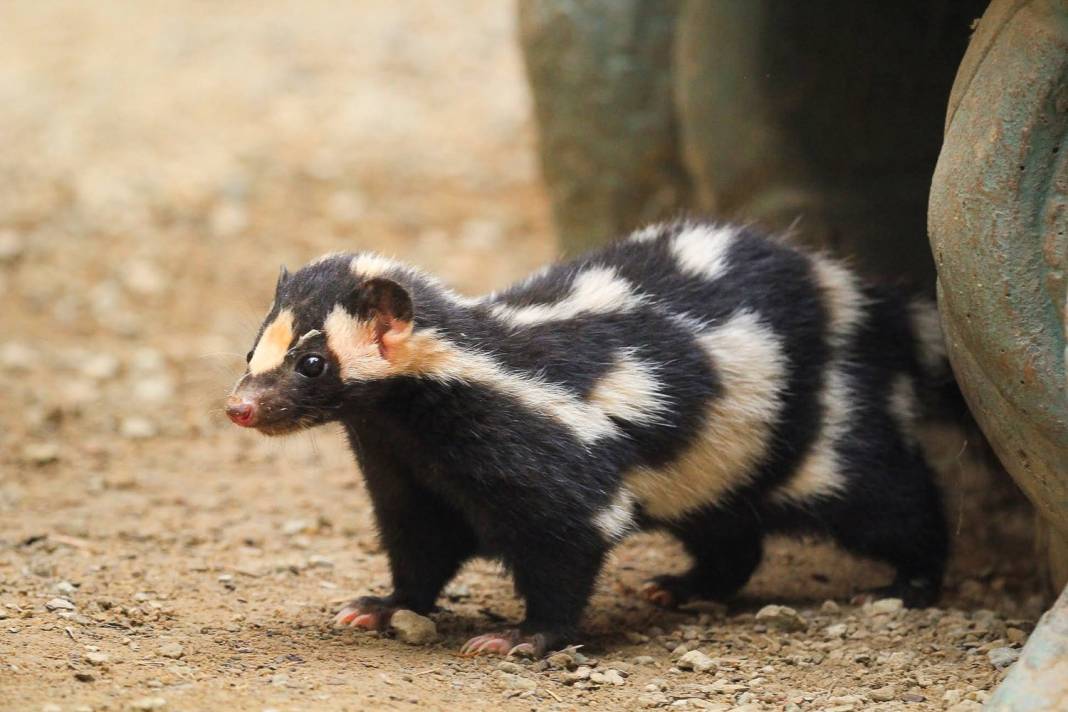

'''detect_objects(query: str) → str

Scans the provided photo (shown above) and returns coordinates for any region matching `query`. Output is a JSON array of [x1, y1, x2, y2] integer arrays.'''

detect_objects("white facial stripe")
[[593, 487, 637, 542], [324, 306, 391, 381], [248, 309, 295, 375], [812, 256, 868, 349], [626, 310, 787, 518], [587, 350, 670, 425], [670, 224, 736, 280], [491, 266, 643, 326], [909, 299, 947, 376], [772, 367, 852, 505]]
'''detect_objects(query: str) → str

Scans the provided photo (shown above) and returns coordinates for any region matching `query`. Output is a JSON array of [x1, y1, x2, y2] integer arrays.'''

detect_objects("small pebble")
[[1006, 627, 1028, 644], [120, 417, 158, 440], [157, 642, 183, 659], [45, 598, 76, 612], [823, 623, 847, 639], [390, 609, 438, 645], [496, 671, 536, 691], [988, 646, 1020, 670], [128, 697, 166, 710], [868, 598, 904, 615], [754, 604, 807, 631], [947, 702, 983, 712], [85, 651, 110, 665], [546, 651, 575, 669], [870, 685, 896, 702], [676, 650, 716, 673], [23, 442, 60, 465], [497, 661, 522, 674], [901, 692, 926, 703], [306, 555, 333, 569], [54, 581, 77, 596]]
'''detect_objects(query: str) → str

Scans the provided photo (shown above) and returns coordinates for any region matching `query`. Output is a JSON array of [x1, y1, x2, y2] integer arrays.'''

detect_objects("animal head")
[[226, 254, 419, 435]]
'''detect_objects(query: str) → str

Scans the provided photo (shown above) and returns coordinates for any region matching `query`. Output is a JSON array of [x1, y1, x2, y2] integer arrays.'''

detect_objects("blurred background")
[[1, 2, 1060, 710]]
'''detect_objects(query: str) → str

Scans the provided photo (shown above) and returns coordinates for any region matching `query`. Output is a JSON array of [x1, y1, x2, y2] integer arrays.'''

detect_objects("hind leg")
[[828, 453, 947, 607], [642, 508, 764, 608]]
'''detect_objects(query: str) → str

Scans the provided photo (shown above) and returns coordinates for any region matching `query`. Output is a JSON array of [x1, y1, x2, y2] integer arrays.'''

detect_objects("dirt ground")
[[0, 3, 1051, 711]]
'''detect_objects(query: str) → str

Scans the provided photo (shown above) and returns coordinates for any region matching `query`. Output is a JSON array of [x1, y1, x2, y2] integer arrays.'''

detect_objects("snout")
[[226, 396, 257, 427]]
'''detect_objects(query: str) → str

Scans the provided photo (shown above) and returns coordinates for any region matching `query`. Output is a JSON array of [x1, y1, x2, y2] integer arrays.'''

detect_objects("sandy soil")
[[0, 3, 1050, 711]]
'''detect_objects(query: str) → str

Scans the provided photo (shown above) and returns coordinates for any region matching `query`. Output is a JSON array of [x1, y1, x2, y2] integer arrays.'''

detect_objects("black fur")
[[230, 221, 950, 653]]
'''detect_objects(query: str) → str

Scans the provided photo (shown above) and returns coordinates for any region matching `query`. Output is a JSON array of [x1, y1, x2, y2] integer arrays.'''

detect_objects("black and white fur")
[[227, 220, 950, 656]]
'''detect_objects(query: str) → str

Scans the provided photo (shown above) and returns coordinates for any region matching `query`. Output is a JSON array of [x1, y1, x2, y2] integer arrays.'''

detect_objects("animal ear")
[[276, 265, 291, 296], [353, 278, 414, 360]]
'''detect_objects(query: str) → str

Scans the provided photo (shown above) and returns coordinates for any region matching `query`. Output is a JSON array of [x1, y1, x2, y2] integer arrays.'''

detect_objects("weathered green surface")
[[674, 0, 982, 282], [928, 0, 1068, 592], [521, 0, 983, 280], [986, 582, 1068, 711], [517, 0, 688, 255]]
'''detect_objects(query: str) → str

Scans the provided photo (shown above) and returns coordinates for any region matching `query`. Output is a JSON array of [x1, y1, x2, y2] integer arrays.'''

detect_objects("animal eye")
[[295, 354, 326, 378], [245, 350, 253, 364]]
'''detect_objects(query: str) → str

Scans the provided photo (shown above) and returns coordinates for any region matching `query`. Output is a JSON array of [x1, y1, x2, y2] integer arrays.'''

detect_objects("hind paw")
[[639, 580, 679, 609], [460, 629, 553, 658]]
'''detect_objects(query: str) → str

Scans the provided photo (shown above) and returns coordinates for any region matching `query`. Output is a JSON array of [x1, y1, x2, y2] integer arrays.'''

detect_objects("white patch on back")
[[491, 266, 643, 326], [811, 256, 868, 349], [670, 224, 736, 280], [888, 373, 919, 443], [351, 253, 404, 279], [593, 487, 637, 542], [909, 299, 947, 377], [248, 309, 295, 375], [587, 350, 670, 425], [772, 368, 853, 504], [625, 310, 786, 519], [628, 224, 662, 243], [771, 256, 867, 505]]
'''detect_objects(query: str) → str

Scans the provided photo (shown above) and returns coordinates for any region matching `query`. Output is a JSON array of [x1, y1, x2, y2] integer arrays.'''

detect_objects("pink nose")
[[226, 398, 256, 427]]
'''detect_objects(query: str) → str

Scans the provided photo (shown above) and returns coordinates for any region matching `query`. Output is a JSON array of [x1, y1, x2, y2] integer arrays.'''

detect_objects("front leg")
[[336, 440, 477, 631]]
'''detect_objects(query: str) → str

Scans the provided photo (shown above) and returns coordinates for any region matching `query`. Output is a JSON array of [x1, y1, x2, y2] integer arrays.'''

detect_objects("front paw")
[[333, 595, 398, 631]]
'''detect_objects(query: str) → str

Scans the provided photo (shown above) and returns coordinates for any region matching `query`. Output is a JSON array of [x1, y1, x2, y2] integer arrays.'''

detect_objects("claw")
[[461, 632, 519, 657], [350, 613, 379, 629], [333, 598, 395, 631], [334, 607, 360, 626]]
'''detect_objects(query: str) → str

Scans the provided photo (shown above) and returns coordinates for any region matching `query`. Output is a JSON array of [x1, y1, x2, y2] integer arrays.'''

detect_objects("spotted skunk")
[[227, 220, 950, 657]]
